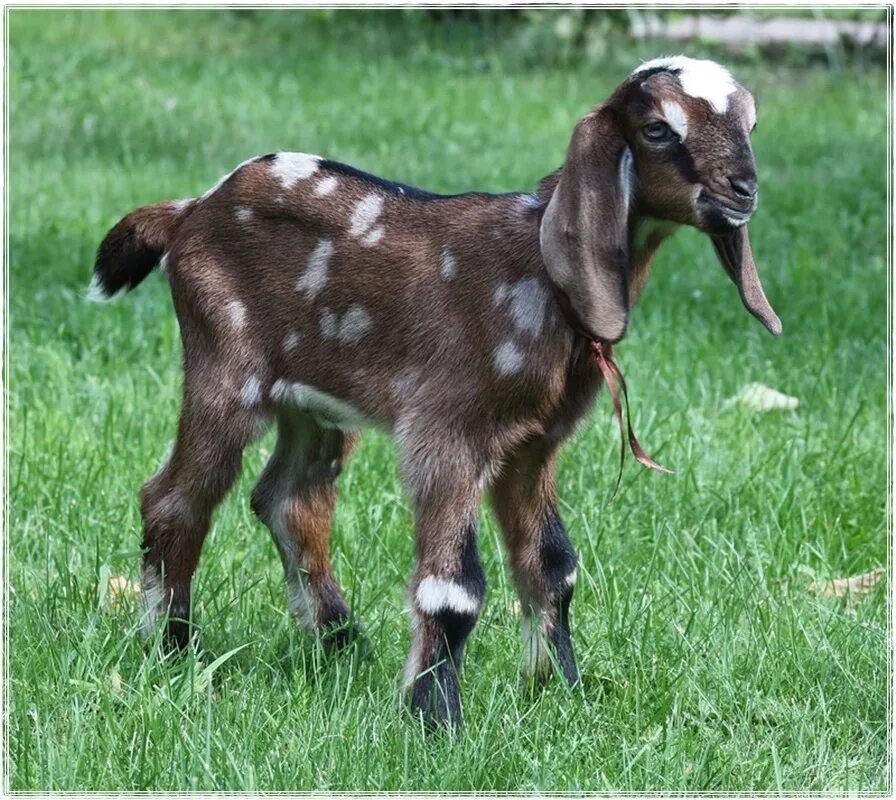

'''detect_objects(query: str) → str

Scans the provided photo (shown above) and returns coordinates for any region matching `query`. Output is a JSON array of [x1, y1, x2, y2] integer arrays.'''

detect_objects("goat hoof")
[[320, 619, 370, 657], [409, 664, 464, 729], [163, 616, 200, 654]]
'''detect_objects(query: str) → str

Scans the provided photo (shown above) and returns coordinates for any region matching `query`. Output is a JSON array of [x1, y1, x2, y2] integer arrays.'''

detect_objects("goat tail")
[[87, 198, 196, 301]]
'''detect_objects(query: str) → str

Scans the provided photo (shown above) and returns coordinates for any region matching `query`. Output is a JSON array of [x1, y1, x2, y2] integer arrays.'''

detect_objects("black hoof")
[[320, 619, 371, 657], [409, 660, 463, 729]]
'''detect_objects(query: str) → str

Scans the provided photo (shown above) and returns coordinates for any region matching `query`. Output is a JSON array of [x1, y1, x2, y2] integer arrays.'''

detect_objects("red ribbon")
[[589, 340, 673, 501]]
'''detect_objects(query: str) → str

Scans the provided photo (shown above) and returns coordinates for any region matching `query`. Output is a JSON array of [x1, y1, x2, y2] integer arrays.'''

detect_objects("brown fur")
[[93, 58, 779, 727]]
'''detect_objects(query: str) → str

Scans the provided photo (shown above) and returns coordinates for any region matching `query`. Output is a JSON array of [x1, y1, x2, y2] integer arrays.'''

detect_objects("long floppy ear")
[[539, 106, 632, 343], [711, 226, 782, 335]]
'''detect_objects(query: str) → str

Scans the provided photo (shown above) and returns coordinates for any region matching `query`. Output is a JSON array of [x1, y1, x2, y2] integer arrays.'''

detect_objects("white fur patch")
[[314, 175, 339, 197], [500, 278, 548, 336], [337, 305, 373, 344], [415, 576, 480, 616], [440, 246, 457, 280], [225, 299, 247, 329], [745, 94, 757, 129], [201, 156, 259, 200], [635, 55, 737, 114], [360, 225, 385, 247], [240, 375, 263, 407], [172, 198, 193, 213], [565, 568, 577, 587], [348, 193, 384, 238], [403, 609, 425, 688], [140, 564, 166, 638], [283, 330, 300, 352], [319, 308, 338, 339], [619, 148, 635, 214], [661, 99, 688, 141], [271, 381, 368, 430], [521, 610, 550, 679], [391, 369, 422, 403], [519, 193, 541, 209], [270, 152, 320, 189], [296, 239, 334, 300], [85, 273, 125, 303], [493, 341, 524, 376], [234, 205, 254, 222], [158, 253, 169, 274]]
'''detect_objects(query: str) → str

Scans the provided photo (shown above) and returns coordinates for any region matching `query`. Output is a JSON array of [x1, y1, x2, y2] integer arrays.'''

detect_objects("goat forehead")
[[634, 56, 738, 114]]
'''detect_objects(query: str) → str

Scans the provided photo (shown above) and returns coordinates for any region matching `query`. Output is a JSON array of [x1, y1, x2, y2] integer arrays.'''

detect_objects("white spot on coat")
[[634, 55, 737, 113], [565, 568, 577, 587], [440, 246, 457, 280], [270, 152, 320, 189], [225, 300, 247, 329], [415, 576, 480, 615], [337, 305, 372, 345], [234, 205, 254, 222], [314, 175, 338, 197], [283, 331, 300, 352], [360, 225, 385, 247], [240, 375, 262, 407], [348, 193, 384, 238], [296, 239, 334, 300], [319, 308, 338, 339], [273, 381, 368, 430], [506, 279, 547, 336], [494, 341, 524, 376]]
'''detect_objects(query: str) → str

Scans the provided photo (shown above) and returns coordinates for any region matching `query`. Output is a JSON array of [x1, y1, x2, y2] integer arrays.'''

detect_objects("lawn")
[[6, 9, 889, 793]]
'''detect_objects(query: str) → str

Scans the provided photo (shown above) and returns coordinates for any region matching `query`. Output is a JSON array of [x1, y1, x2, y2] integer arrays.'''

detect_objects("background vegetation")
[[7, 9, 889, 792]]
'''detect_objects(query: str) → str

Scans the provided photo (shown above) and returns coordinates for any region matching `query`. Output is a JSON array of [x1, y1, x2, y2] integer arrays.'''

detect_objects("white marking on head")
[[348, 193, 384, 238], [745, 94, 757, 129], [635, 56, 737, 113], [225, 299, 247, 329], [270, 152, 320, 189], [234, 205, 254, 222], [240, 375, 263, 407], [440, 246, 457, 280], [201, 156, 259, 200], [494, 341, 524, 376], [359, 225, 385, 247], [661, 99, 688, 141], [415, 576, 480, 616], [296, 239, 334, 300], [282, 330, 300, 352], [319, 308, 338, 339], [337, 305, 373, 345], [275, 381, 369, 430], [313, 175, 338, 197]]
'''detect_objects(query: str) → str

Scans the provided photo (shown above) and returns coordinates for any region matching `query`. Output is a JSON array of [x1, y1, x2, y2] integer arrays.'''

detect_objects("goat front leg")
[[491, 441, 579, 687], [401, 444, 486, 728]]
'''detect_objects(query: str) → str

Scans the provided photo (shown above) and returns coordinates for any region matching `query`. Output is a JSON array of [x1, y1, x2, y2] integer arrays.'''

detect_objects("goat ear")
[[539, 107, 631, 343], [711, 227, 782, 335]]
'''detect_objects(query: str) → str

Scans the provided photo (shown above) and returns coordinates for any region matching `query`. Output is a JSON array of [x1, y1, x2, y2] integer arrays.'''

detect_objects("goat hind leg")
[[251, 413, 360, 650], [140, 396, 262, 650]]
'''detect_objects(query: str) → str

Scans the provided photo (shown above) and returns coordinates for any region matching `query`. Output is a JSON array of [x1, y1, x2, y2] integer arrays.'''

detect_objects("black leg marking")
[[539, 507, 579, 686]]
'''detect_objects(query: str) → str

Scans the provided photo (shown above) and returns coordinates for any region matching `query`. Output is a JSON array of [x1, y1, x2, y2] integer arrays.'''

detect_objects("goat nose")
[[728, 176, 758, 200]]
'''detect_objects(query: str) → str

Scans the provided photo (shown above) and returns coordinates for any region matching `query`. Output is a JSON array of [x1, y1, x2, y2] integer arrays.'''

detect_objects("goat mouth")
[[698, 192, 756, 232]]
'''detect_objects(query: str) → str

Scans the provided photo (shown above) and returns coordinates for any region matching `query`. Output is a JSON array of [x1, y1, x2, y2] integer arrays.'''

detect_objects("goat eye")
[[643, 121, 671, 141]]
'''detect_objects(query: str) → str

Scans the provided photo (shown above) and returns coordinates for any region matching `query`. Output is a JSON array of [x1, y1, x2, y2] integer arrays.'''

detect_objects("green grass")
[[7, 9, 889, 793]]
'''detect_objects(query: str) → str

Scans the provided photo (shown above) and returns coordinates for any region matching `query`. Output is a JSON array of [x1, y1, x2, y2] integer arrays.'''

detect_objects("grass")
[[6, 9, 889, 793]]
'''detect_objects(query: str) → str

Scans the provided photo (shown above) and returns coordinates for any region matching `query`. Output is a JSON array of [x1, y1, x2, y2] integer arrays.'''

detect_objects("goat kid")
[[90, 56, 780, 727]]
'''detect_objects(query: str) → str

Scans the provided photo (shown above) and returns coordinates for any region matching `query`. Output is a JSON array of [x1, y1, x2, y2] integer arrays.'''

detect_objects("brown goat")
[[90, 56, 780, 727]]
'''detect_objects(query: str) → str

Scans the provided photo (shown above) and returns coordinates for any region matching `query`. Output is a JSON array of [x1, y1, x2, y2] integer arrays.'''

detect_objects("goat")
[[89, 56, 780, 728]]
